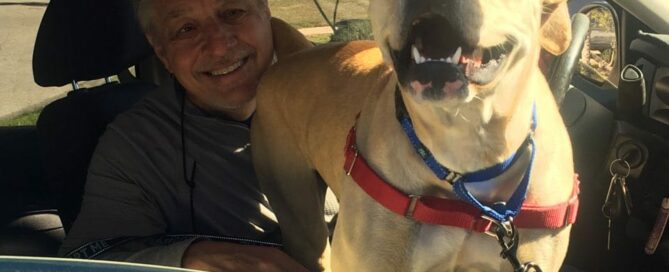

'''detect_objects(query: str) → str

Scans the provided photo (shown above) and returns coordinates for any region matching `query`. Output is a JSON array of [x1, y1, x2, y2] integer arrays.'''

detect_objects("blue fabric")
[[395, 88, 537, 222], [452, 137, 536, 222]]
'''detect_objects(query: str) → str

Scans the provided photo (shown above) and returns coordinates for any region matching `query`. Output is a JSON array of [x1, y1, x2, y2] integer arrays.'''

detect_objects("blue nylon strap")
[[398, 117, 449, 179], [395, 87, 538, 222], [395, 91, 527, 183], [453, 137, 536, 222]]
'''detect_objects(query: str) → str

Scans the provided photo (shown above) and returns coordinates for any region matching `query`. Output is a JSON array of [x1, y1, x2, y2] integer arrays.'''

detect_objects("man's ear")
[[146, 34, 172, 73], [540, 0, 572, 55]]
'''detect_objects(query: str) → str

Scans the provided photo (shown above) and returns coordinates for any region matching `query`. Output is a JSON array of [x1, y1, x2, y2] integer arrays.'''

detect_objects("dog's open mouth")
[[395, 15, 516, 101]]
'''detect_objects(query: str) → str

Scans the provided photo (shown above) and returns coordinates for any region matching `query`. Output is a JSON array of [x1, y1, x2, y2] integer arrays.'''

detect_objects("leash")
[[343, 89, 579, 271]]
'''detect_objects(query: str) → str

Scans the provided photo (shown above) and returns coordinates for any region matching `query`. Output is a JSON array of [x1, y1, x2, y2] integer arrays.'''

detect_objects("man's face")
[[148, 0, 273, 118]]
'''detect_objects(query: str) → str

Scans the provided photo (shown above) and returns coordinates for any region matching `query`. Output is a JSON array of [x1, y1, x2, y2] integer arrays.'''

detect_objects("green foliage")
[[0, 110, 41, 126], [588, 8, 614, 32], [601, 48, 614, 63], [330, 19, 373, 42], [270, 0, 369, 28], [306, 33, 332, 44]]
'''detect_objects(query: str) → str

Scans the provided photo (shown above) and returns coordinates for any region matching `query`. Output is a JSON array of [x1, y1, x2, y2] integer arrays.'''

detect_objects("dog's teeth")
[[412, 45, 421, 64], [473, 48, 483, 62], [452, 47, 462, 64]]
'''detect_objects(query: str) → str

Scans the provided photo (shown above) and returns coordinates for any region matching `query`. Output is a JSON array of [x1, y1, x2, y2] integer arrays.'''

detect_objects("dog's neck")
[[400, 81, 536, 175], [356, 70, 543, 201]]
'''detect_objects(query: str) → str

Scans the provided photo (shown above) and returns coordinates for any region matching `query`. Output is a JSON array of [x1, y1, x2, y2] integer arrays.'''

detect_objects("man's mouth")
[[206, 57, 247, 77]]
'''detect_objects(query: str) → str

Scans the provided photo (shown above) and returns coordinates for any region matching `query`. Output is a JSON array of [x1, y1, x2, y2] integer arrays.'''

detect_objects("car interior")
[[0, 0, 668, 271]]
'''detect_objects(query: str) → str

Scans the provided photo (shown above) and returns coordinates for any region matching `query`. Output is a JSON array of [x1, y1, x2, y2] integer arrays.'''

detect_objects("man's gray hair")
[[135, 0, 154, 34], [135, 0, 270, 35]]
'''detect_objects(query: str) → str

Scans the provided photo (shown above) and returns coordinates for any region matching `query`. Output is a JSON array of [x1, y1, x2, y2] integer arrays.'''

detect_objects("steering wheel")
[[548, 13, 590, 106]]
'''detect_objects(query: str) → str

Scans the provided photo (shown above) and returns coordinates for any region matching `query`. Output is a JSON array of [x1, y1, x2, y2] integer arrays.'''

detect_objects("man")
[[59, 0, 313, 270]]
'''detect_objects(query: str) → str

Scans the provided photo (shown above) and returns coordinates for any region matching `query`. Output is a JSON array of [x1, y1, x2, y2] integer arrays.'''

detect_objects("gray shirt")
[[58, 84, 282, 266], [58, 18, 314, 267]]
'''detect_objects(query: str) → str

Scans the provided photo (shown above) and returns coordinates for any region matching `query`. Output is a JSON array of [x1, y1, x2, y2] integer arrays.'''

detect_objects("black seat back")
[[37, 82, 155, 231], [32, 0, 158, 233]]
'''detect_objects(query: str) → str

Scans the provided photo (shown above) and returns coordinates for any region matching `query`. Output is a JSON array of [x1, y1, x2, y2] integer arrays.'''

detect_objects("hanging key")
[[602, 197, 615, 250], [601, 173, 617, 251], [617, 175, 633, 215], [606, 218, 612, 250], [610, 159, 632, 216], [602, 159, 631, 251]]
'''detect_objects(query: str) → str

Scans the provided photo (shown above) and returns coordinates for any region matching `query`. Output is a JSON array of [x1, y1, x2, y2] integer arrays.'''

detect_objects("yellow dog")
[[252, 0, 577, 271]]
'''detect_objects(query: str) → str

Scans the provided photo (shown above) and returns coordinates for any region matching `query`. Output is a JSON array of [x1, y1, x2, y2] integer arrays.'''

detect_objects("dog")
[[251, 0, 577, 271]]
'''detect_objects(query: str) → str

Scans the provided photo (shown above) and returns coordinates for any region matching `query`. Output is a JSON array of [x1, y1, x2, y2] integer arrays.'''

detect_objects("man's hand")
[[182, 240, 309, 272]]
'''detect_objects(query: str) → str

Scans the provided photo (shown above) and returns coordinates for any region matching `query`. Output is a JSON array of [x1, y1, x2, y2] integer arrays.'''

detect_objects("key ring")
[[609, 159, 631, 178]]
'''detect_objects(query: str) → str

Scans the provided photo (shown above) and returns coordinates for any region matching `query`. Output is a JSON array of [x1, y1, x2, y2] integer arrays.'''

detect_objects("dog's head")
[[370, 0, 571, 107]]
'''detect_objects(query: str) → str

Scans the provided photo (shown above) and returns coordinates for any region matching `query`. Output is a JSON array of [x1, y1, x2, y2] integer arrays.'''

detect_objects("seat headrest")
[[32, 0, 152, 87]]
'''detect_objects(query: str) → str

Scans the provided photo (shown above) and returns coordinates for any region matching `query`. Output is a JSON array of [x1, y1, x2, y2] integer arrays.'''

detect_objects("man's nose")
[[202, 21, 237, 55]]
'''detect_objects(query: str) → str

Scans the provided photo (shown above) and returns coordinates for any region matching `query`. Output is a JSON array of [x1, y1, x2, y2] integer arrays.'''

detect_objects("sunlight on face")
[[148, 0, 273, 120]]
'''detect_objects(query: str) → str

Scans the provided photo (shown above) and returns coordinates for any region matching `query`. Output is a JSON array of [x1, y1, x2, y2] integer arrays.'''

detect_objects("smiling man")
[[58, 0, 312, 270], [147, 0, 274, 120]]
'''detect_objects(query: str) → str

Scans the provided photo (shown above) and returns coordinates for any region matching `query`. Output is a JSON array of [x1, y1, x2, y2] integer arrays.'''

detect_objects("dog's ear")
[[540, 0, 572, 55]]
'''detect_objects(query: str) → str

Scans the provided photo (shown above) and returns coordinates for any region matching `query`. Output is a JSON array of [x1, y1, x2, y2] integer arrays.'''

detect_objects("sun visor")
[[32, 0, 152, 87]]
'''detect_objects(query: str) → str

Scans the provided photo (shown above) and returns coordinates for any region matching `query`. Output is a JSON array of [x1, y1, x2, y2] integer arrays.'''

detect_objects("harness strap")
[[395, 89, 539, 222], [344, 127, 579, 231]]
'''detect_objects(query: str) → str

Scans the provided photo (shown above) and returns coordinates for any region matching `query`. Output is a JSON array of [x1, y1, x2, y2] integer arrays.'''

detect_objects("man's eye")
[[222, 9, 247, 23], [176, 24, 196, 36]]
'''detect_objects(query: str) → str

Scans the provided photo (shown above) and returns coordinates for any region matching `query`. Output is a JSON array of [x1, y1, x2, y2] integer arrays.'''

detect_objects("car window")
[[0, 2, 65, 127], [0, 2, 117, 127], [269, 0, 370, 44], [0, 0, 371, 128], [578, 5, 620, 88]]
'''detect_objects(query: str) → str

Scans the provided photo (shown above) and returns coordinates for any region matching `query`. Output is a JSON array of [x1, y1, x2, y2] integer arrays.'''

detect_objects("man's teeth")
[[412, 45, 463, 65], [209, 60, 244, 76]]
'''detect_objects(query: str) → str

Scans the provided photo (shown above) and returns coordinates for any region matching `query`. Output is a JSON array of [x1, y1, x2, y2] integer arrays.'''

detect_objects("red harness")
[[343, 127, 579, 232]]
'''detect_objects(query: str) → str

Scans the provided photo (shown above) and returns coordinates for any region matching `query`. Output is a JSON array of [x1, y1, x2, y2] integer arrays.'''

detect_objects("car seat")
[[33, 0, 159, 234]]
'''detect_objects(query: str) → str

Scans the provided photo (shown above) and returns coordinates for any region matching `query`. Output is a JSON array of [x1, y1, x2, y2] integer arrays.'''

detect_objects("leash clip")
[[482, 215, 513, 238], [483, 216, 543, 272]]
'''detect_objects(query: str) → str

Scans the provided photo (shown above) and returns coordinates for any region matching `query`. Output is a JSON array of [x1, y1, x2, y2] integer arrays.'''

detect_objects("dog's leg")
[[252, 110, 331, 271]]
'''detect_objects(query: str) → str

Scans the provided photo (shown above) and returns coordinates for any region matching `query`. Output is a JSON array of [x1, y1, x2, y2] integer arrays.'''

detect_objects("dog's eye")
[[221, 9, 247, 24]]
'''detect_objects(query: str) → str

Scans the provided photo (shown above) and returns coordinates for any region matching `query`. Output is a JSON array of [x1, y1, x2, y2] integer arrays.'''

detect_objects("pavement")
[[0, 0, 70, 121], [0, 0, 334, 122], [298, 26, 334, 36]]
